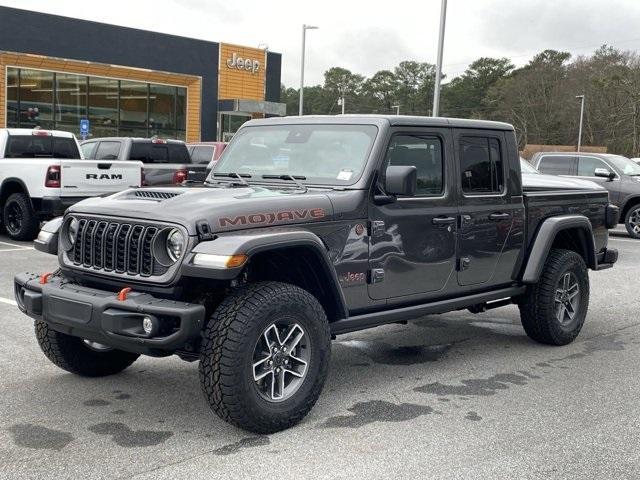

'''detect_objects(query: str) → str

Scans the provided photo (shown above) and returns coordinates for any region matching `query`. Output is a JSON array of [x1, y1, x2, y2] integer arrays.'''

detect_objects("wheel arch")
[[620, 195, 640, 222], [0, 178, 32, 209], [182, 229, 349, 322], [521, 214, 596, 284]]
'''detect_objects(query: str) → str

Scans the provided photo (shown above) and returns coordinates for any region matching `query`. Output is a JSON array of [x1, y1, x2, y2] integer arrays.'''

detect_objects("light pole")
[[432, 0, 447, 117], [576, 94, 585, 152], [299, 24, 318, 116], [392, 105, 400, 115]]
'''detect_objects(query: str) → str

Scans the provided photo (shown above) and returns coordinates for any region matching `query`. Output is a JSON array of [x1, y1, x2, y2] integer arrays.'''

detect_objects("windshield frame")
[[209, 123, 380, 188]]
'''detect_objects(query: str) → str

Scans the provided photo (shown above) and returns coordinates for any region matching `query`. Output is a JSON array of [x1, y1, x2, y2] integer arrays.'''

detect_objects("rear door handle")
[[489, 212, 511, 221], [432, 216, 456, 226]]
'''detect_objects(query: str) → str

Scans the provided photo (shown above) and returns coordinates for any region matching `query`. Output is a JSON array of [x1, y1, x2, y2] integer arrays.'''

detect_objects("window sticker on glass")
[[273, 152, 290, 169], [337, 169, 354, 181]]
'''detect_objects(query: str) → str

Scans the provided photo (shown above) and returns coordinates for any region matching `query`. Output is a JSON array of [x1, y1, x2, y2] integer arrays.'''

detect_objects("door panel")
[[368, 128, 457, 300], [456, 131, 517, 286]]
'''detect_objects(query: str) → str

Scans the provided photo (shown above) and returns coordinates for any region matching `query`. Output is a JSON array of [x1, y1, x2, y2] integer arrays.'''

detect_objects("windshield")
[[603, 154, 640, 176], [520, 158, 539, 174], [211, 124, 378, 186]]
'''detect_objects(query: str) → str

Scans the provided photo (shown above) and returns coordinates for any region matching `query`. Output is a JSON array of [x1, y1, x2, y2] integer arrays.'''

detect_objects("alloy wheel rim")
[[554, 272, 580, 326], [629, 208, 640, 235], [252, 321, 310, 402], [6, 203, 22, 234]]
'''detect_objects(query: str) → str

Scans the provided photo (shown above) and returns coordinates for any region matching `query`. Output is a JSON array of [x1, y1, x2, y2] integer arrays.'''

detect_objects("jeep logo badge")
[[226, 52, 260, 74], [86, 173, 123, 180]]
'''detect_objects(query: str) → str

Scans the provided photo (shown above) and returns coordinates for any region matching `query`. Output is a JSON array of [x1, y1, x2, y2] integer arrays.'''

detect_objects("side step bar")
[[330, 286, 526, 335]]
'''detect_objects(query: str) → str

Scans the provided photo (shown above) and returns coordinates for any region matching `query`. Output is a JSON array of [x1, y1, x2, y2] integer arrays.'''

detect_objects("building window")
[[55, 73, 87, 132], [6, 67, 188, 140], [19, 69, 55, 129], [88, 77, 118, 138], [7, 68, 19, 127]]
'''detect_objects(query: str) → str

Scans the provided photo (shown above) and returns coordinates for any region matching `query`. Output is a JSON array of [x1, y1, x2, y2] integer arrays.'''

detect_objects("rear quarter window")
[[129, 142, 189, 163]]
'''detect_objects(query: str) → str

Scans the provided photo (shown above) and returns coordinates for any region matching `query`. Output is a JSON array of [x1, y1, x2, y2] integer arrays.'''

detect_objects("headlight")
[[68, 217, 80, 244], [166, 228, 185, 262]]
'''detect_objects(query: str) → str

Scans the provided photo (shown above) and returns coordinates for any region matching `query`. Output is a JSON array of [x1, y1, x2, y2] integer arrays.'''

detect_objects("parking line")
[[609, 238, 639, 244], [0, 247, 34, 252], [0, 240, 31, 248], [0, 297, 17, 306]]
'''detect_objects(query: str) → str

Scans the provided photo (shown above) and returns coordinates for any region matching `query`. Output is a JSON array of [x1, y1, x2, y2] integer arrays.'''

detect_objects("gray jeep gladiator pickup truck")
[[15, 115, 619, 433]]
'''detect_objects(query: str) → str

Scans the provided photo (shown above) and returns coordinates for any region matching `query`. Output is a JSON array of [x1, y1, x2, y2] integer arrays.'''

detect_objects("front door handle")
[[489, 212, 511, 221], [432, 216, 456, 226]]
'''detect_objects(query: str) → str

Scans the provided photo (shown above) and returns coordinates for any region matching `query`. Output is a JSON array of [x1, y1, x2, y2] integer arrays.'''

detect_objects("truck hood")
[[522, 173, 605, 192], [67, 185, 336, 236]]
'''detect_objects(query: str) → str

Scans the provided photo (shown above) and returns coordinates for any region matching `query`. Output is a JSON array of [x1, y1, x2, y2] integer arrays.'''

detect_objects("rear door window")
[[459, 136, 504, 194], [537, 155, 576, 175], [94, 141, 121, 160]]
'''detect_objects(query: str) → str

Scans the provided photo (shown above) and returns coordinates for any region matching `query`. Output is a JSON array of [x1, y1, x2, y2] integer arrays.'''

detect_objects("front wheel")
[[35, 321, 140, 377], [624, 205, 640, 239], [519, 248, 590, 345], [199, 282, 331, 433]]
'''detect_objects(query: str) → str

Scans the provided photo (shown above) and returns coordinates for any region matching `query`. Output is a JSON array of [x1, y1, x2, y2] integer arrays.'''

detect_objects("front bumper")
[[14, 272, 206, 355]]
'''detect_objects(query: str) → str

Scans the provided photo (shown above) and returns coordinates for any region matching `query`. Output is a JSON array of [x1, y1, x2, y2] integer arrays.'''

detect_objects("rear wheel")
[[35, 321, 139, 377], [519, 249, 589, 345], [624, 205, 640, 239], [199, 282, 331, 433], [3, 193, 39, 241]]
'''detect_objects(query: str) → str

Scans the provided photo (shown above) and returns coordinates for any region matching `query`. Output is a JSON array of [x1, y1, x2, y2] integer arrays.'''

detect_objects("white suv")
[[0, 128, 142, 240]]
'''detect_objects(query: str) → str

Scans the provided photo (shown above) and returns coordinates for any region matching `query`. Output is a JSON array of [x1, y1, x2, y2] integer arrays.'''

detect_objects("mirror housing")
[[384, 166, 417, 196], [594, 167, 615, 180]]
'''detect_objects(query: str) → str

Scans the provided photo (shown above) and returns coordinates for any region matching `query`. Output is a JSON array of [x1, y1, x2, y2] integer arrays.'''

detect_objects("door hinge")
[[458, 257, 471, 271], [459, 215, 472, 228], [370, 268, 385, 283], [371, 220, 386, 237]]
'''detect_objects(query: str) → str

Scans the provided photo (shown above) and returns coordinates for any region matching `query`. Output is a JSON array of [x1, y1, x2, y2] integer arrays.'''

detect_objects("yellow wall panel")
[[218, 43, 266, 101]]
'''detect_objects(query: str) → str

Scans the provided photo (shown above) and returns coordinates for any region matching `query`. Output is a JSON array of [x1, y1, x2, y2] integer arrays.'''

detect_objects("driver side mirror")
[[385, 165, 417, 196], [594, 167, 616, 180]]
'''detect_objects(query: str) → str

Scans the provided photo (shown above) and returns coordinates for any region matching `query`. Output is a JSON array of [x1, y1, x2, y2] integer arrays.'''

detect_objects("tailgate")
[[60, 160, 142, 196]]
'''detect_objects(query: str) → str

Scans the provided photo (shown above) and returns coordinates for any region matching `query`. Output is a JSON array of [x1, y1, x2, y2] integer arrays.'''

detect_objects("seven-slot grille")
[[71, 219, 162, 276]]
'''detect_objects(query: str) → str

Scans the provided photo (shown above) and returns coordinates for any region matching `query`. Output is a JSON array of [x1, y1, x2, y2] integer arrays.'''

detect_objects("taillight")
[[45, 165, 61, 188], [172, 169, 188, 184], [140, 167, 146, 186]]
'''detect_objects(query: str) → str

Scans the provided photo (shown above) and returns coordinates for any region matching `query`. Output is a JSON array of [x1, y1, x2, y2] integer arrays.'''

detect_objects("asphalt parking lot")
[[1, 229, 639, 480]]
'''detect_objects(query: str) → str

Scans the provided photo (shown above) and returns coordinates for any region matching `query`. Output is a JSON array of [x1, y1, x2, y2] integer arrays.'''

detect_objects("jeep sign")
[[226, 52, 260, 74]]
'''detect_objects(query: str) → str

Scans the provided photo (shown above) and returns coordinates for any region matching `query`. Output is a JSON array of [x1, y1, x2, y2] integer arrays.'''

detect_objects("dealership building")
[[0, 6, 285, 142]]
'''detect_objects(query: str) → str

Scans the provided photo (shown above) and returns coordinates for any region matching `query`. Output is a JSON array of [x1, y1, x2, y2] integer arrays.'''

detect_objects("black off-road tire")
[[519, 249, 589, 345], [624, 204, 640, 239], [35, 321, 140, 377], [3, 193, 39, 241], [199, 282, 331, 434]]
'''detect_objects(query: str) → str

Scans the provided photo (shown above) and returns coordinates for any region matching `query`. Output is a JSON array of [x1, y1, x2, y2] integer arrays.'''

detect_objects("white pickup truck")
[[0, 128, 142, 240]]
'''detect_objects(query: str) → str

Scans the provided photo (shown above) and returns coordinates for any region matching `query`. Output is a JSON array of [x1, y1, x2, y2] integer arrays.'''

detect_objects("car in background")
[[0, 129, 141, 240], [187, 142, 227, 182], [631, 158, 640, 165], [532, 151, 640, 238], [81, 137, 202, 186], [520, 157, 539, 174]]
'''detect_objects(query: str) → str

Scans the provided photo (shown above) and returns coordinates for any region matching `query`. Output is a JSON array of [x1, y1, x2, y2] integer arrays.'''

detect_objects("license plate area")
[[45, 295, 93, 325]]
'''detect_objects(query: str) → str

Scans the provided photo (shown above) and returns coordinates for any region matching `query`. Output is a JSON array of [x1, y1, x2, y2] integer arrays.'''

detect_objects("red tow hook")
[[39, 272, 53, 285], [117, 287, 132, 301]]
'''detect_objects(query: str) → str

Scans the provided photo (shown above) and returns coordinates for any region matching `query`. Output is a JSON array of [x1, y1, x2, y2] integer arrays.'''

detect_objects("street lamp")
[[432, 0, 447, 117], [299, 24, 319, 116], [576, 94, 585, 152], [392, 105, 400, 115]]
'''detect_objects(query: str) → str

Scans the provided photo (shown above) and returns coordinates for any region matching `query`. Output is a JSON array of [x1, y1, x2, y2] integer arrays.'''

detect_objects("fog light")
[[142, 316, 155, 335]]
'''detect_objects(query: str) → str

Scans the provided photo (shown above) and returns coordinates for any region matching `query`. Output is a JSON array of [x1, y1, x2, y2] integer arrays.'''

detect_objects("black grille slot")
[[134, 190, 180, 200], [68, 217, 166, 278]]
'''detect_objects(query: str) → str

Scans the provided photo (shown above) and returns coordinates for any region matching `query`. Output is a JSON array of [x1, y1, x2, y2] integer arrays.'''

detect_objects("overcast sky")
[[3, 0, 640, 87]]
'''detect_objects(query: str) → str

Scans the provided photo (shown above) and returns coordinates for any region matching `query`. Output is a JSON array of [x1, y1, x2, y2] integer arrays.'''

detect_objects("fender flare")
[[521, 214, 596, 284], [181, 228, 348, 319], [0, 178, 32, 206]]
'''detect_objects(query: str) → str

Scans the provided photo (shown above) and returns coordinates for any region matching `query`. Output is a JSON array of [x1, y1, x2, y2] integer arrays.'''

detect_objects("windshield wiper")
[[261, 174, 308, 192], [212, 172, 251, 186]]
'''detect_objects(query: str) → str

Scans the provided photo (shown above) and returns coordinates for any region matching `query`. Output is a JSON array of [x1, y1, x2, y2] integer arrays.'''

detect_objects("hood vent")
[[132, 190, 182, 201]]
